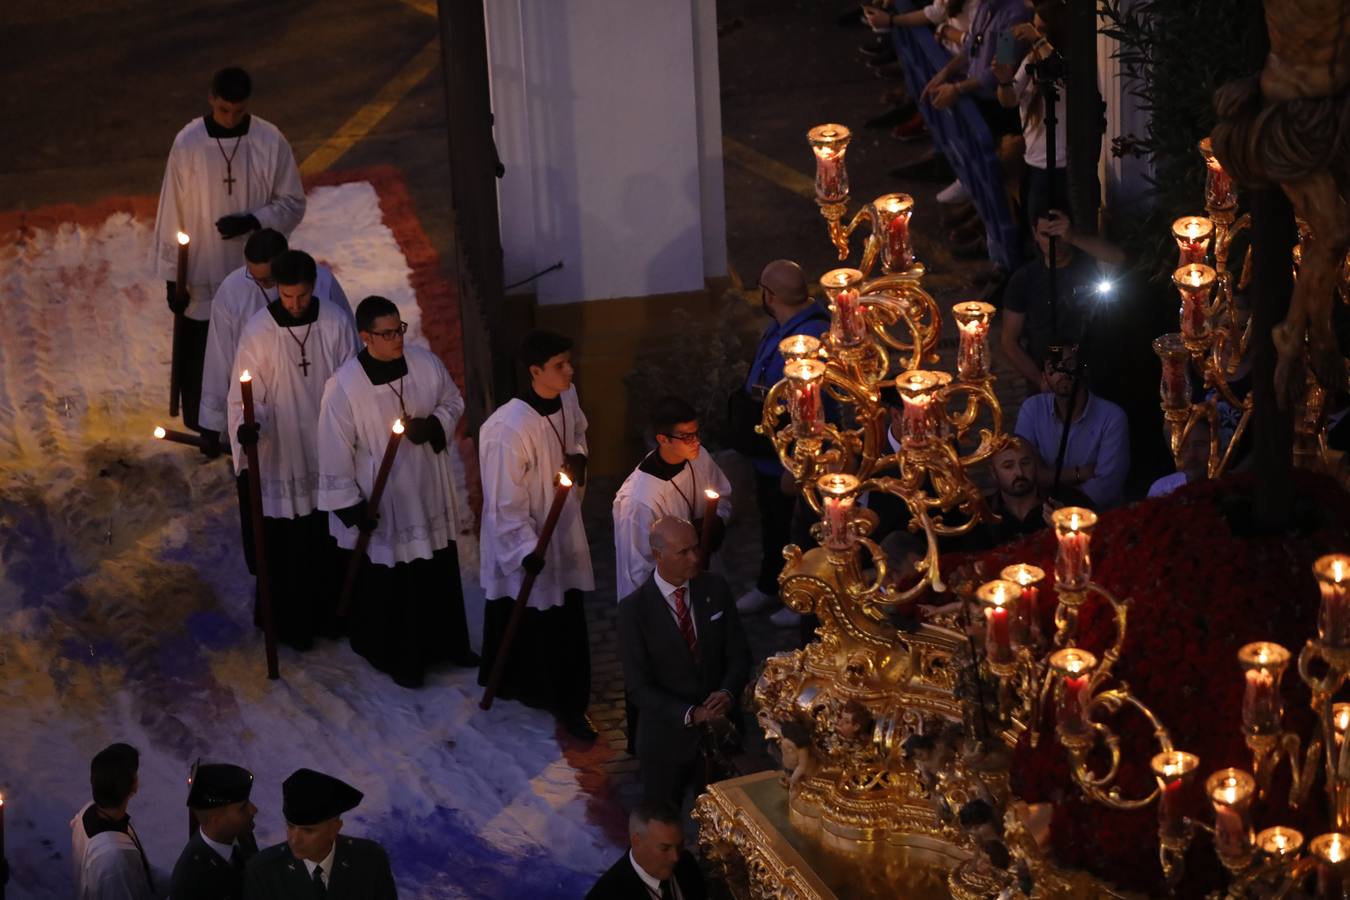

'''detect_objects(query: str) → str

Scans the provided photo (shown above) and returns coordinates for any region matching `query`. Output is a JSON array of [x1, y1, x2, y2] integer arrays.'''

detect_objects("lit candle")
[[808, 124, 851, 204], [1237, 642, 1289, 735], [952, 301, 995, 382], [1001, 564, 1045, 646], [152, 424, 206, 448], [175, 231, 191, 304], [699, 488, 720, 569], [1199, 137, 1236, 212], [976, 579, 1021, 665], [895, 371, 942, 447], [1206, 768, 1256, 863], [783, 358, 826, 438], [1172, 264, 1217, 342], [1315, 554, 1350, 648], [821, 268, 866, 347], [1151, 333, 1192, 410], [1171, 216, 1213, 266], [873, 192, 914, 272], [1256, 826, 1304, 861], [1049, 647, 1097, 733], [0, 790, 5, 862], [778, 334, 822, 364], [1150, 751, 1199, 837], [817, 474, 859, 549], [1051, 507, 1098, 592], [1311, 832, 1350, 899], [239, 370, 256, 426]]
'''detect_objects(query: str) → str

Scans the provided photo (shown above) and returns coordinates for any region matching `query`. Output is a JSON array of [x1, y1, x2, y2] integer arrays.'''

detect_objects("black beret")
[[187, 762, 254, 809], [282, 769, 363, 826]]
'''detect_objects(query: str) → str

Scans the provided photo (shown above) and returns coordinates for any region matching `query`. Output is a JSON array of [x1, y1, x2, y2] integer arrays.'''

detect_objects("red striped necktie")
[[672, 586, 698, 656]]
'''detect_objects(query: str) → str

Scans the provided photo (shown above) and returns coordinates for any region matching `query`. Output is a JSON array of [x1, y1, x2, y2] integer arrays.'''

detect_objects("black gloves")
[[522, 552, 546, 576], [197, 429, 222, 459], [403, 416, 446, 451], [236, 422, 260, 446], [166, 281, 189, 314], [335, 500, 380, 533], [215, 213, 260, 239], [562, 452, 588, 487]]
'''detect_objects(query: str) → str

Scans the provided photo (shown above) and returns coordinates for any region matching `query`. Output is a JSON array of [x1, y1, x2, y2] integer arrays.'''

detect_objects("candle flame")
[[1329, 835, 1348, 863], [239, 370, 252, 383], [704, 488, 719, 500], [1069, 512, 1081, 530], [1336, 705, 1350, 734], [153, 426, 167, 439], [1336, 559, 1346, 583], [392, 419, 405, 435], [177, 231, 190, 246], [558, 471, 573, 488]]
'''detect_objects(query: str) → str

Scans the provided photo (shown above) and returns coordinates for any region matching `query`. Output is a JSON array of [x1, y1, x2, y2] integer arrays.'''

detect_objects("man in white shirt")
[[585, 803, 707, 899], [70, 743, 156, 900], [1148, 417, 1210, 498]]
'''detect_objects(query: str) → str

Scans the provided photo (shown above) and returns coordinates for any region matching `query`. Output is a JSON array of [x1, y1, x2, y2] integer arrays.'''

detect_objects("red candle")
[[175, 231, 190, 303], [784, 359, 825, 437], [1051, 507, 1097, 592], [698, 488, 720, 569], [1050, 648, 1097, 733], [1312, 833, 1350, 899], [1315, 555, 1350, 648], [1200, 138, 1236, 212], [1256, 826, 1303, 863], [1171, 216, 1212, 266], [1151, 751, 1199, 838], [1153, 334, 1192, 410], [896, 371, 941, 447], [152, 425, 206, 448], [1237, 642, 1289, 735], [817, 474, 859, 549], [240, 369, 257, 426], [1001, 564, 1045, 645], [977, 580, 1021, 665], [874, 193, 915, 272], [953, 302, 995, 382], [1173, 264, 1216, 342], [1206, 768, 1255, 862], [808, 124, 851, 204], [831, 288, 867, 346]]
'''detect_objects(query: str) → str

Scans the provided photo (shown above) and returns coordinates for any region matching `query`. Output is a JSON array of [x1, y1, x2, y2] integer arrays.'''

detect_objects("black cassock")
[[169, 830, 259, 900], [243, 836, 396, 900]]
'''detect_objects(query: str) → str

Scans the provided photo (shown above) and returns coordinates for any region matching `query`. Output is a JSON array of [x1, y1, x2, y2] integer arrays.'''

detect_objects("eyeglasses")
[[368, 322, 408, 340], [661, 430, 701, 444]]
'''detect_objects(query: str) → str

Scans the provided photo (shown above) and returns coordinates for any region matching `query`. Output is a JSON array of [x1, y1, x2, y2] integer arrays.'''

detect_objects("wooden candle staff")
[[337, 419, 405, 616], [480, 471, 573, 710], [169, 231, 189, 417], [153, 425, 206, 449], [699, 488, 721, 570], [240, 371, 280, 680]]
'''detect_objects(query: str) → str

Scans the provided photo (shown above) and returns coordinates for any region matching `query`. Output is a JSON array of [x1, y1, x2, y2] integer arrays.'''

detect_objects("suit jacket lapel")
[[282, 847, 311, 894], [647, 579, 697, 667]]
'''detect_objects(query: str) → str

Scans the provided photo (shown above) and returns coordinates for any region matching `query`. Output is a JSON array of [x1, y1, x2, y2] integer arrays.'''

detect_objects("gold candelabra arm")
[[1064, 688, 1172, 811], [820, 202, 876, 262], [939, 380, 1004, 468], [1284, 728, 1322, 810], [861, 277, 942, 367], [1084, 581, 1132, 685]]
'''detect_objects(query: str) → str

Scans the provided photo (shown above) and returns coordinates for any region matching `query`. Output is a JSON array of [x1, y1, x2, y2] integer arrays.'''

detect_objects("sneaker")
[[736, 588, 775, 614], [770, 607, 804, 627], [936, 180, 970, 205]]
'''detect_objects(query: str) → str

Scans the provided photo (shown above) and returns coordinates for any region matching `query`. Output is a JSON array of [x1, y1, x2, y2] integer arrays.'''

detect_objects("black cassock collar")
[[267, 298, 319, 327], [203, 113, 252, 138], [519, 386, 562, 416], [357, 349, 409, 385], [638, 451, 687, 482]]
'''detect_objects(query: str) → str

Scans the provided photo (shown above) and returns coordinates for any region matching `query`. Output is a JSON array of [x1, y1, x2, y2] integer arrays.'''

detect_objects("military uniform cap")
[[187, 762, 254, 809], [282, 768, 363, 826]]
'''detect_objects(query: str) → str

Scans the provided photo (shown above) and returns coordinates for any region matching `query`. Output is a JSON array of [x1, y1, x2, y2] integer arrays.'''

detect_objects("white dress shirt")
[[629, 850, 682, 899], [302, 841, 337, 887], [198, 828, 234, 862], [652, 571, 697, 640]]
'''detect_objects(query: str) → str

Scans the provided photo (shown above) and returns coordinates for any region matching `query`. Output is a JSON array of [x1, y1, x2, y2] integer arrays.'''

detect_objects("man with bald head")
[[733, 260, 831, 627], [618, 517, 751, 810]]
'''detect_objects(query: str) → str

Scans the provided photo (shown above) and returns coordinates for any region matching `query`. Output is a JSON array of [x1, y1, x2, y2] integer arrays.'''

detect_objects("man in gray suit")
[[618, 516, 752, 809]]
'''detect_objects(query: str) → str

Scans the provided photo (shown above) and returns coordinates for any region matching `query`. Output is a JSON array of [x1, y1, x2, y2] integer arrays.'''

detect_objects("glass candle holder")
[[873, 192, 914, 272], [976, 579, 1021, 665], [817, 473, 859, 549], [1207, 768, 1256, 863], [778, 333, 822, 364], [821, 268, 867, 347], [1173, 264, 1218, 342], [1334, 703, 1350, 749], [1152, 333, 1192, 411], [952, 301, 996, 382], [1051, 507, 1098, 592], [808, 124, 851, 205], [1256, 826, 1304, 862], [1311, 832, 1350, 899], [1151, 750, 1200, 838], [895, 371, 942, 448], [784, 358, 826, 438], [1315, 554, 1350, 649], [1001, 563, 1046, 646], [1199, 137, 1237, 212], [1049, 647, 1097, 734], [1172, 216, 1214, 266], [1237, 642, 1289, 736]]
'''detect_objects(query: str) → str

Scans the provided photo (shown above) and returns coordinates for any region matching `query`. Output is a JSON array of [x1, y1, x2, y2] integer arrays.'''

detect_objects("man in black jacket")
[[243, 768, 396, 899], [619, 516, 752, 810], [169, 761, 259, 899], [585, 802, 706, 900]]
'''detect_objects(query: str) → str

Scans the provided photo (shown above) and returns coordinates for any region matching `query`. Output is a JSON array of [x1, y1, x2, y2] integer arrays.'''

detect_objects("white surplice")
[[151, 115, 306, 320], [69, 803, 155, 900], [611, 448, 733, 601], [226, 303, 359, 518], [478, 388, 594, 610], [317, 346, 464, 565], [199, 264, 351, 432]]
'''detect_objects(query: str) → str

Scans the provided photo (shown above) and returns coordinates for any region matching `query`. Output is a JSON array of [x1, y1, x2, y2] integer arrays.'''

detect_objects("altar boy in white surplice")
[[477, 330, 597, 741], [227, 251, 359, 650], [317, 295, 477, 688]]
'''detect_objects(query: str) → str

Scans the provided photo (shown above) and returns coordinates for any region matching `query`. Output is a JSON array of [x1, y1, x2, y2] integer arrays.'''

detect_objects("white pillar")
[[485, 0, 726, 305]]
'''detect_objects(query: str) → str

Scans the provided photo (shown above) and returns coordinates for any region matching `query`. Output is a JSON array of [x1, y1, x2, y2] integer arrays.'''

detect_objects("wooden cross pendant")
[[298, 354, 311, 376], [223, 164, 236, 196]]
